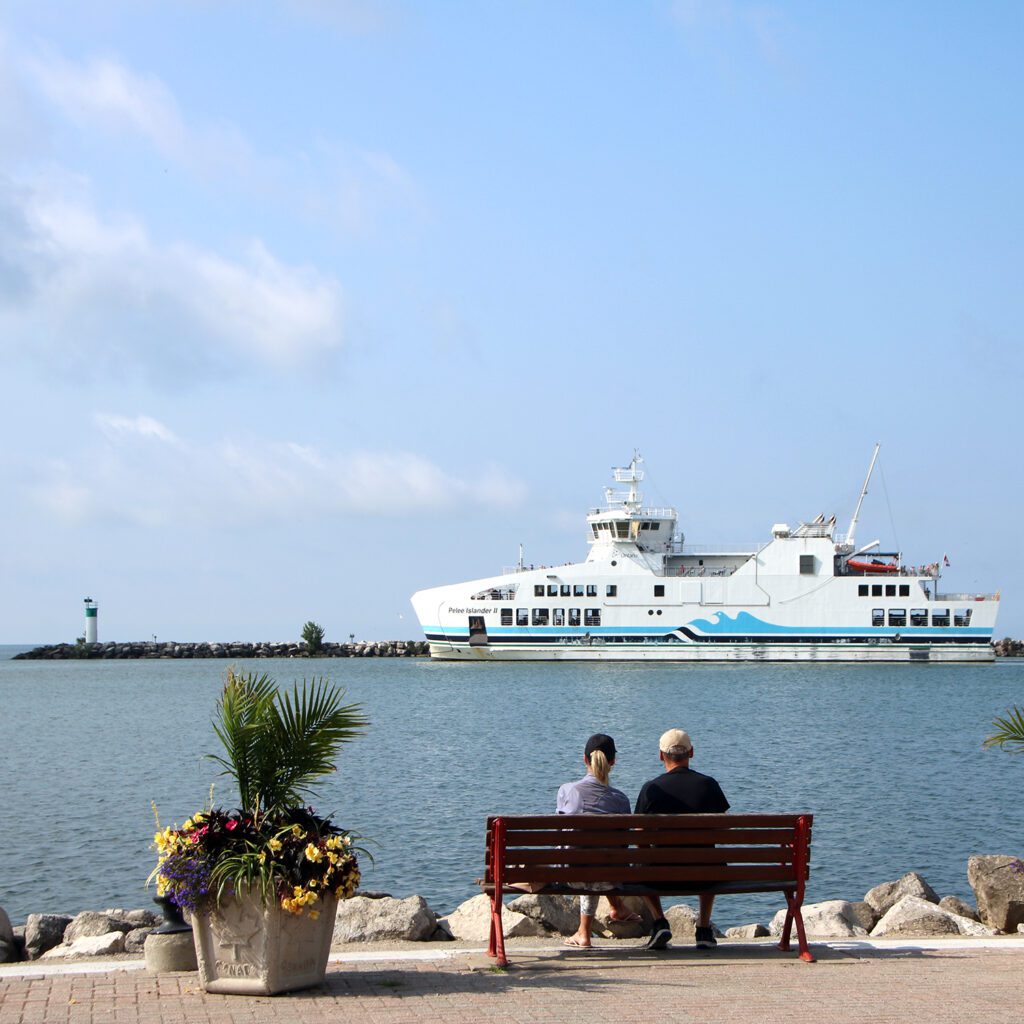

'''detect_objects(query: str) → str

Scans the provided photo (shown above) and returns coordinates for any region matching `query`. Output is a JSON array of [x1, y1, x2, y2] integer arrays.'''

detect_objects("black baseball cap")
[[584, 733, 617, 760]]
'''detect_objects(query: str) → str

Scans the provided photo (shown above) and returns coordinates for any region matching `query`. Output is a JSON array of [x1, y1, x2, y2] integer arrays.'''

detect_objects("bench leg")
[[487, 892, 509, 967], [777, 892, 815, 963]]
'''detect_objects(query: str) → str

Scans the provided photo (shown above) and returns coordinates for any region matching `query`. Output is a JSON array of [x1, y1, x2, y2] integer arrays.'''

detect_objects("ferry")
[[410, 448, 1000, 662]]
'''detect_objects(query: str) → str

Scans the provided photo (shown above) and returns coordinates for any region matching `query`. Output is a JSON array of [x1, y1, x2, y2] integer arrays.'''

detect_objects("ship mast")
[[846, 443, 881, 550]]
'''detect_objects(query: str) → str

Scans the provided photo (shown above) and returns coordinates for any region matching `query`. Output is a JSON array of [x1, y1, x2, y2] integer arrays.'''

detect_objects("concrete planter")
[[193, 891, 337, 995]]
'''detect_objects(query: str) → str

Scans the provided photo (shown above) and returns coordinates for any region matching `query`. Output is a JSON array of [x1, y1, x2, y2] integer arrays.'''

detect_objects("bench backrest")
[[485, 813, 812, 894]]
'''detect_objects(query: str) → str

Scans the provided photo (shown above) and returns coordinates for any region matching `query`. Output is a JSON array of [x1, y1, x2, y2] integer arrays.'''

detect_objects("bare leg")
[[565, 913, 593, 947], [643, 895, 664, 920], [698, 893, 715, 928], [606, 895, 641, 922]]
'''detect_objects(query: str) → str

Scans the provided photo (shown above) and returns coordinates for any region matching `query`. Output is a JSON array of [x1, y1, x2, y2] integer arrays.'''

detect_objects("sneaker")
[[644, 918, 672, 950], [695, 926, 717, 949]]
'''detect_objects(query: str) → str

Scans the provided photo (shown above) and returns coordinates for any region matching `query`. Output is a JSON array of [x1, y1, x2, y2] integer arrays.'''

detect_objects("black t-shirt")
[[634, 765, 730, 815]]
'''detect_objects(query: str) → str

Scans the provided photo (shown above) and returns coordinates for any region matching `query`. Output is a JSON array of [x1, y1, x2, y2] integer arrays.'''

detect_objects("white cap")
[[659, 728, 693, 758]]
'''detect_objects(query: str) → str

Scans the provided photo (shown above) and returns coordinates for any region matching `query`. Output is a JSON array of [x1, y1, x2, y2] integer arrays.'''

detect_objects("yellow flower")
[[268, 838, 283, 852], [258, 851, 266, 864], [305, 843, 323, 862], [182, 818, 194, 831], [291, 825, 303, 838], [293, 886, 305, 898]]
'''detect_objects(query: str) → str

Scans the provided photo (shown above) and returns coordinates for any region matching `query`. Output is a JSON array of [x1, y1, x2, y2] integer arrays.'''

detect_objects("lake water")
[[1, 647, 1022, 929]]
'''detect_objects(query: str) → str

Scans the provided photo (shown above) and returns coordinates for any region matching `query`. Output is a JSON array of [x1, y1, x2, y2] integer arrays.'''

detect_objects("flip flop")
[[563, 936, 592, 948]]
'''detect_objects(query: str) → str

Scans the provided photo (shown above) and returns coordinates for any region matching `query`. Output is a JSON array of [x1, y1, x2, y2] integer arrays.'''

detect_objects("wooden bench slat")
[[502, 865, 798, 883], [503, 846, 793, 866], [502, 828, 801, 847], [489, 813, 808, 829]]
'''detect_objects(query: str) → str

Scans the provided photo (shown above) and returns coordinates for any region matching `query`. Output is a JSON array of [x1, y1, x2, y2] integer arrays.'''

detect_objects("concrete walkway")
[[2, 939, 1022, 1024]]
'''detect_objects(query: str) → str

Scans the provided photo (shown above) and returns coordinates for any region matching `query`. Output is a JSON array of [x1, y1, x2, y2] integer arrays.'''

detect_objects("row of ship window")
[[534, 584, 666, 598], [873, 608, 973, 627], [859, 584, 911, 597], [591, 521, 663, 539], [503, 608, 602, 626]]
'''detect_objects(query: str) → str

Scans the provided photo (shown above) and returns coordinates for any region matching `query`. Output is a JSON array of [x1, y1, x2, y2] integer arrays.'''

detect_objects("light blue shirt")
[[556, 774, 631, 815]]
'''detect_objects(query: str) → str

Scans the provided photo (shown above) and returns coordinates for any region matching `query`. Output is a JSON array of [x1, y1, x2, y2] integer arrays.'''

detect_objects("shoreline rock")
[[4, 860, 1021, 962], [13, 639, 430, 660]]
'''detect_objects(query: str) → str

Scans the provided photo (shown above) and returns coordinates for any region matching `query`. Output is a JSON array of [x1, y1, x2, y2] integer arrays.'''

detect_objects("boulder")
[[124, 927, 154, 953], [42, 932, 126, 959], [64, 910, 135, 943], [938, 895, 979, 921], [107, 908, 161, 929], [967, 855, 1024, 932], [870, 895, 996, 937], [769, 900, 868, 938], [864, 873, 938, 915], [25, 914, 73, 960], [848, 901, 879, 933], [333, 895, 438, 943], [442, 894, 546, 941], [507, 894, 580, 935], [0, 907, 14, 963], [725, 923, 769, 939], [665, 904, 722, 940]]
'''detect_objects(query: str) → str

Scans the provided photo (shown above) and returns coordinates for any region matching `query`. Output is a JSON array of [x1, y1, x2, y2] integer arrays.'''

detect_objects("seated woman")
[[556, 733, 641, 947]]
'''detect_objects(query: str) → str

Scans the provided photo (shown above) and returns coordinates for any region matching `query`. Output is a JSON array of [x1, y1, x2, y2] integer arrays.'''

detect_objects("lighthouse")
[[84, 597, 98, 644]]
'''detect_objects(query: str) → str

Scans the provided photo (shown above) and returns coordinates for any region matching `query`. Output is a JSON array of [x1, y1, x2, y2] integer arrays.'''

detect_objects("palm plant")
[[210, 668, 368, 819], [984, 706, 1024, 754]]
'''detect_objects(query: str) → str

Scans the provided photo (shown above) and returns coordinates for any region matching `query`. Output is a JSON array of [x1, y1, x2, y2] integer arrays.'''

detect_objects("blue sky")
[[1, 1, 1020, 643]]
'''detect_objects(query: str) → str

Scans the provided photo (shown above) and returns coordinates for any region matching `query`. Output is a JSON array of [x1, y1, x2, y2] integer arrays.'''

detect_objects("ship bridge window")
[[641, 522, 650, 530], [954, 607, 973, 627], [584, 608, 601, 626], [552, 608, 565, 626], [932, 608, 950, 627], [858, 584, 869, 597], [606, 584, 617, 597], [532, 609, 549, 626], [586, 584, 598, 597], [569, 608, 581, 626], [547, 584, 558, 596], [561, 584, 571, 596], [592, 525, 599, 538], [574, 584, 585, 597], [872, 584, 883, 597], [654, 584, 665, 597], [534, 585, 544, 597], [872, 608, 885, 627], [615, 522, 630, 539], [888, 608, 907, 627], [800, 554, 816, 575], [501, 609, 513, 626], [910, 609, 928, 627], [516, 608, 529, 626]]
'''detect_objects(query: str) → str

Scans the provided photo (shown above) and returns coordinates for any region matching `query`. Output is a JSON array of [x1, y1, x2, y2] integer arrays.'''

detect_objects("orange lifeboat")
[[847, 556, 900, 575]]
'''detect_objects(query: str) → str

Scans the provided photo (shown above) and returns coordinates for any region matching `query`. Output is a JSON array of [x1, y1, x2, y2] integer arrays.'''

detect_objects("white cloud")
[[95, 413, 179, 444], [0, 175, 345, 375], [26, 421, 528, 528]]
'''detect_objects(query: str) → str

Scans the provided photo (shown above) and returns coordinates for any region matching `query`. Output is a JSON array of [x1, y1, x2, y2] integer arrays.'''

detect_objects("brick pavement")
[[1, 943, 1022, 1024]]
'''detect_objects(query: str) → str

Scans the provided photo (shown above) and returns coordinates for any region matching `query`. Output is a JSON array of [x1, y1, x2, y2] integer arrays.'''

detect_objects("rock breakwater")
[[13, 640, 429, 660]]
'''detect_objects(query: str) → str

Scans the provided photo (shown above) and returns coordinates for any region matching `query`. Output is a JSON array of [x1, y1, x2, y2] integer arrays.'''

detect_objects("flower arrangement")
[[150, 669, 367, 919]]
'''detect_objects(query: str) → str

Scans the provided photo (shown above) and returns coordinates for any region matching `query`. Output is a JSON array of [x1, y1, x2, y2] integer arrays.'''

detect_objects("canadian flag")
[[943, 554, 951, 567]]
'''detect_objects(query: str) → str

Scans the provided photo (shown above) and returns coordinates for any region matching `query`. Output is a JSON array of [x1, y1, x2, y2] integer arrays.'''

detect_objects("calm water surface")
[[1, 648, 1022, 928]]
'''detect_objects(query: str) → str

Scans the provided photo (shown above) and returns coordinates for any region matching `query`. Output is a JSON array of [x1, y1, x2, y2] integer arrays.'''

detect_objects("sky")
[[1, 1, 1021, 644]]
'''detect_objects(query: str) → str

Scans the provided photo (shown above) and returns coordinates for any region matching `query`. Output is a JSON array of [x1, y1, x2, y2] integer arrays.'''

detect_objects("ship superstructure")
[[410, 451, 999, 662]]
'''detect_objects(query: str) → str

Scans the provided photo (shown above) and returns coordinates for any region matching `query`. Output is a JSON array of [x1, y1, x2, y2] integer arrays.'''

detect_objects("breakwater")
[[12, 639, 429, 660]]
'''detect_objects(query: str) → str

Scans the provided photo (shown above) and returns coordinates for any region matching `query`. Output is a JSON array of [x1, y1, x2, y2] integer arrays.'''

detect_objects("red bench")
[[480, 812, 814, 966]]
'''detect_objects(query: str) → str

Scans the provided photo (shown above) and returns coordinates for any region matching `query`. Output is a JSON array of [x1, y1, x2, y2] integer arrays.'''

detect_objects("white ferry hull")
[[425, 640, 995, 663]]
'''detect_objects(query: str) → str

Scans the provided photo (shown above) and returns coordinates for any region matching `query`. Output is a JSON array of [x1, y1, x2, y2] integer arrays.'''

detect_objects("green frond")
[[208, 669, 368, 818], [983, 705, 1024, 754]]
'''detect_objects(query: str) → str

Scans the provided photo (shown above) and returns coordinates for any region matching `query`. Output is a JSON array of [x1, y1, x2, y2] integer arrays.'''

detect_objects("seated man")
[[635, 728, 730, 950]]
